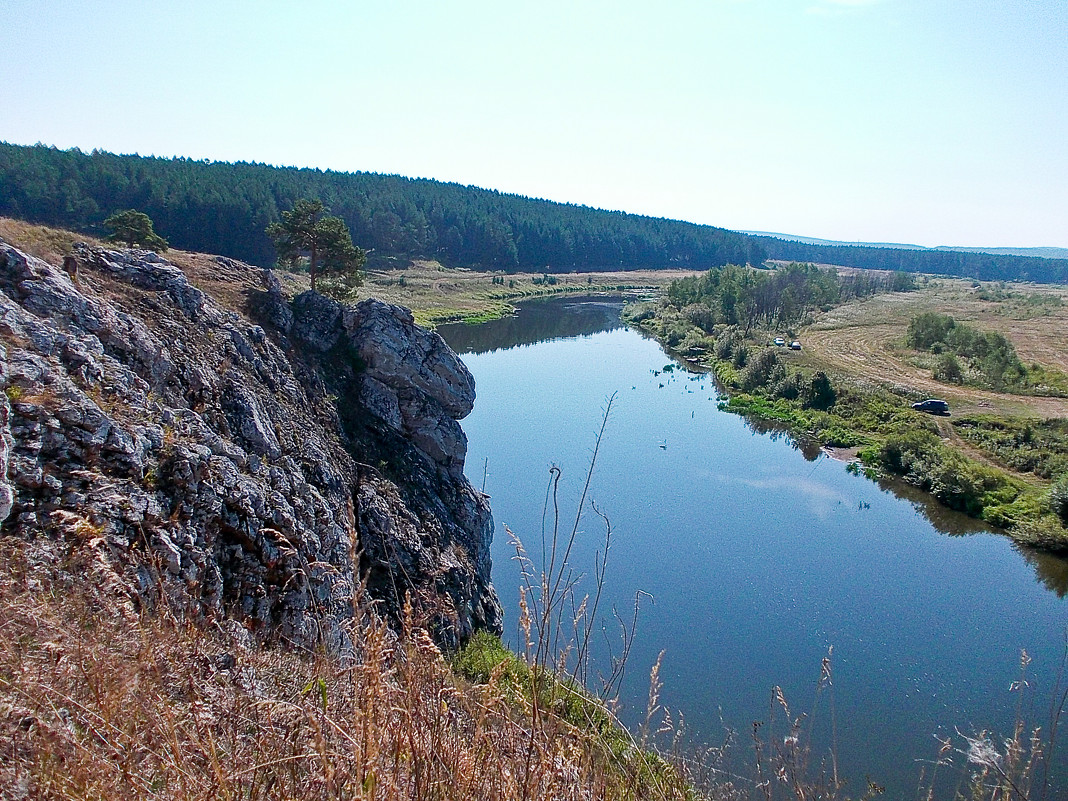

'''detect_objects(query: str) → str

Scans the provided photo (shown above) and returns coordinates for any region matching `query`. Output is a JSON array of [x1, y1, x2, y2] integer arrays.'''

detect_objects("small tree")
[[804, 371, 837, 410], [934, 352, 963, 383], [266, 199, 365, 292], [104, 209, 168, 251], [740, 348, 781, 391]]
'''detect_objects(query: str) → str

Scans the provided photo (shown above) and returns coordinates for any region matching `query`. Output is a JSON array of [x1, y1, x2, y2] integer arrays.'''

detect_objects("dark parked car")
[[912, 399, 950, 415]]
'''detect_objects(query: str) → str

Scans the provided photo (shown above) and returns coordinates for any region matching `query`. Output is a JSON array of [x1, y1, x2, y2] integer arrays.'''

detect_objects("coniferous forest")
[[3, 141, 1068, 282], [0, 142, 762, 271], [749, 234, 1068, 283]]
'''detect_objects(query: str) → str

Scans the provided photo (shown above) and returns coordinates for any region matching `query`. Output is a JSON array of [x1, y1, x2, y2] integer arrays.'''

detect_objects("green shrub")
[[452, 631, 532, 705], [714, 334, 735, 361], [872, 431, 1025, 518], [682, 303, 717, 332], [771, 372, 803, 400], [907, 311, 956, 350], [804, 371, 837, 411], [740, 348, 780, 391], [1050, 476, 1068, 525], [1011, 514, 1068, 550], [934, 352, 963, 383], [953, 416, 1068, 478]]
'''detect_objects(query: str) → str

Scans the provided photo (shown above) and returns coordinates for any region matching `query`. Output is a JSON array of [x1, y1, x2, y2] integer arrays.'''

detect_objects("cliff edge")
[[0, 239, 502, 651]]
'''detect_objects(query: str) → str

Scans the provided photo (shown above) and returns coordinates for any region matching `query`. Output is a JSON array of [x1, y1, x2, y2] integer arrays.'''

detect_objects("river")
[[439, 296, 1068, 797]]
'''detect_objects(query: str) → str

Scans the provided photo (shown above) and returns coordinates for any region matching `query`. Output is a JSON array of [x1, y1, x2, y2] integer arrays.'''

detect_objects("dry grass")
[[348, 261, 694, 328], [0, 218, 107, 265], [799, 278, 1068, 419], [0, 538, 705, 801]]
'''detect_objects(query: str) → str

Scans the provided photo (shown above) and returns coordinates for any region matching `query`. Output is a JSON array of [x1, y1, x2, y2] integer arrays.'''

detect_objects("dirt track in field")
[[797, 279, 1068, 420]]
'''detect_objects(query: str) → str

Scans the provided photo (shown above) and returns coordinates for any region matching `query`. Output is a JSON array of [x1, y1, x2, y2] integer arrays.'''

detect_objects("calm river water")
[[439, 296, 1068, 797]]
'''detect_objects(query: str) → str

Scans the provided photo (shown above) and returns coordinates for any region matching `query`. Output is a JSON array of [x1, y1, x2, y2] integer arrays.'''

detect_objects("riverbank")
[[446, 293, 1068, 798], [351, 260, 695, 327], [0, 217, 692, 330], [623, 279, 1068, 553]]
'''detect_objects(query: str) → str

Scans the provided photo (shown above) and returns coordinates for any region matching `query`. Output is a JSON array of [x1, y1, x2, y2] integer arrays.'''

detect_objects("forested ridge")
[[4, 141, 1067, 282], [752, 234, 1068, 284], [0, 142, 763, 271]]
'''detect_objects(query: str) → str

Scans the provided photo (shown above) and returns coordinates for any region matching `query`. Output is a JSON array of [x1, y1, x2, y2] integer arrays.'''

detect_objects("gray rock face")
[[0, 240, 501, 651]]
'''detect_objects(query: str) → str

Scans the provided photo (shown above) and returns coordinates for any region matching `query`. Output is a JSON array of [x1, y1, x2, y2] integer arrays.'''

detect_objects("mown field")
[[797, 276, 1068, 419]]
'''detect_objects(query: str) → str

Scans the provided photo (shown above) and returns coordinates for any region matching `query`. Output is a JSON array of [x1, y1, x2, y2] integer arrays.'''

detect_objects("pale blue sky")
[[3, 0, 1066, 247]]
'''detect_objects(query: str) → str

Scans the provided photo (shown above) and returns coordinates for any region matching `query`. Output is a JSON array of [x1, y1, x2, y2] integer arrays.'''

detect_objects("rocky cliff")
[[0, 239, 502, 652]]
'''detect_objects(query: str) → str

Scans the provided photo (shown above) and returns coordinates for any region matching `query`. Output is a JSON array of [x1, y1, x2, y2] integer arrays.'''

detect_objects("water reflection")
[[444, 294, 1068, 589], [439, 295, 624, 354], [874, 476, 994, 537], [450, 295, 1068, 796], [741, 415, 824, 461], [1020, 547, 1068, 598]]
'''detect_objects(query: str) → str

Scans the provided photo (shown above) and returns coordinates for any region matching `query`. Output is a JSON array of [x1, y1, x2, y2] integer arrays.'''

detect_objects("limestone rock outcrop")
[[0, 239, 501, 651]]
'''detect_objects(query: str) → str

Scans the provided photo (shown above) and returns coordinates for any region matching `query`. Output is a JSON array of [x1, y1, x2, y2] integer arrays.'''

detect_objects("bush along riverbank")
[[623, 283, 1068, 553]]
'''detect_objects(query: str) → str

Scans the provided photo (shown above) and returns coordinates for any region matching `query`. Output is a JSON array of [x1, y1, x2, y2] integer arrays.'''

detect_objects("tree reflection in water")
[[440, 296, 625, 354]]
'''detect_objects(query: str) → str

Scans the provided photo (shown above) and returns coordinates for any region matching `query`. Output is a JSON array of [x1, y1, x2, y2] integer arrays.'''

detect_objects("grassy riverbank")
[[624, 271, 1068, 552], [351, 260, 691, 328]]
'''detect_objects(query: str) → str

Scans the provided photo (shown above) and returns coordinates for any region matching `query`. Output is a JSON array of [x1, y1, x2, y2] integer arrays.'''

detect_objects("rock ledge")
[[0, 240, 501, 650]]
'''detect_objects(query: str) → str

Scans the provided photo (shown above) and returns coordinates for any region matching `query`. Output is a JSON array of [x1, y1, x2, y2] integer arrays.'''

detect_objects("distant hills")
[[2, 141, 1067, 284], [745, 231, 1068, 261]]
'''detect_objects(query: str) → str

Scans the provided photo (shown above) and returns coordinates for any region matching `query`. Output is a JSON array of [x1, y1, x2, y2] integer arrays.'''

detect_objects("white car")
[[789, 340, 802, 350], [774, 337, 786, 346]]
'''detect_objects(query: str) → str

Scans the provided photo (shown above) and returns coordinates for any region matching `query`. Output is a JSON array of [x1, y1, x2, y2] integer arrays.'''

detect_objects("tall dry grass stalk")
[[913, 645, 1067, 801], [0, 537, 700, 800]]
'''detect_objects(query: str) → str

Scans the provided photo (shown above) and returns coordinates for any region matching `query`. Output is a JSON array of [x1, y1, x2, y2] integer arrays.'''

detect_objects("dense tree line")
[[6, 142, 1065, 281], [752, 235, 1068, 284], [0, 142, 764, 271], [665, 262, 912, 334]]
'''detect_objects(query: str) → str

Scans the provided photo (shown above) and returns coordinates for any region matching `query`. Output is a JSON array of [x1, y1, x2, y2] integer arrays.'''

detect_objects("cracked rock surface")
[[0, 239, 501, 651]]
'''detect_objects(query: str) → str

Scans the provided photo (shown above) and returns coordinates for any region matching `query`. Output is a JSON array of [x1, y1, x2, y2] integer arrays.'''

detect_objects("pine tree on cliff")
[[266, 199, 365, 291], [103, 209, 169, 252]]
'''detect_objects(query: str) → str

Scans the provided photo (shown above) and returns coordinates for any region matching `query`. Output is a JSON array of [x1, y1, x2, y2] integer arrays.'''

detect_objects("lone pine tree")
[[266, 199, 365, 291], [104, 209, 169, 252]]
